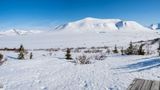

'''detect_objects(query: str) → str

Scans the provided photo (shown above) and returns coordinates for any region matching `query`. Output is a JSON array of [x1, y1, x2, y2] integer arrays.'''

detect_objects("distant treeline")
[[0, 48, 31, 52], [0, 48, 18, 51], [0, 47, 61, 52]]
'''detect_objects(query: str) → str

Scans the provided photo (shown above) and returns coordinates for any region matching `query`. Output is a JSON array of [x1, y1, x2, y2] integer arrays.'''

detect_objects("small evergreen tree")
[[18, 44, 25, 60], [138, 44, 145, 55], [113, 45, 118, 54], [30, 52, 33, 59], [157, 41, 160, 56], [18, 51, 24, 59], [125, 42, 134, 55], [146, 44, 150, 55], [0, 53, 3, 61], [106, 48, 110, 55], [121, 47, 124, 55], [65, 48, 72, 60], [0, 53, 5, 65], [19, 44, 25, 52]]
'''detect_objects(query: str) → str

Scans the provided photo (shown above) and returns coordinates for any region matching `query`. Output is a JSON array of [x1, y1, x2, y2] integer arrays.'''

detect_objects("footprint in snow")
[[34, 80, 41, 83], [40, 86, 48, 90], [80, 81, 88, 88]]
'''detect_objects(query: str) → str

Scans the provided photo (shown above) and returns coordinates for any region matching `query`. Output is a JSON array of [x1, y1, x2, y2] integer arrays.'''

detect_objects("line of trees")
[[124, 42, 145, 55], [2, 40, 160, 62], [64, 41, 160, 60]]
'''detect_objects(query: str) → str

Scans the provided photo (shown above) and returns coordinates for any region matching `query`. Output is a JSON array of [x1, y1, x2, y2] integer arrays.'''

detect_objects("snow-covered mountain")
[[150, 23, 160, 30], [0, 29, 43, 36], [55, 17, 149, 31], [0, 18, 158, 36]]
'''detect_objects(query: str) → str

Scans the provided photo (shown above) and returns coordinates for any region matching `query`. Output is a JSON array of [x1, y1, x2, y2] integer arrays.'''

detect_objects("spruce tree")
[[0, 53, 3, 61], [113, 45, 118, 54], [30, 52, 33, 59], [65, 48, 72, 60], [0, 53, 4, 65], [121, 47, 124, 55], [18, 44, 25, 60], [157, 41, 160, 56], [19, 44, 25, 52], [18, 51, 24, 59], [138, 44, 145, 55], [106, 48, 110, 55], [126, 42, 134, 55]]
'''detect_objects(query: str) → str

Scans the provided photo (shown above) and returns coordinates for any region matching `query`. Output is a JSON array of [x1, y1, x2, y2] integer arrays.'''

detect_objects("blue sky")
[[0, 0, 160, 30]]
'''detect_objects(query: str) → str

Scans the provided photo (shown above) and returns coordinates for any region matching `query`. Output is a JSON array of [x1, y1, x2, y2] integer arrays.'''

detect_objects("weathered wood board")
[[127, 78, 160, 90]]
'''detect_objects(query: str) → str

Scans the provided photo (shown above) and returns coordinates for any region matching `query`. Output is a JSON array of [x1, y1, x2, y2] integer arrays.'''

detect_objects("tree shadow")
[[7, 56, 18, 60], [116, 57, 160, 72]]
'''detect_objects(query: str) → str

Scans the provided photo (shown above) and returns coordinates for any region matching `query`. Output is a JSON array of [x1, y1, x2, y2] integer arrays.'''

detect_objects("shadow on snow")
[[7, 56, 18, 60], [115, 57, 160, 72]]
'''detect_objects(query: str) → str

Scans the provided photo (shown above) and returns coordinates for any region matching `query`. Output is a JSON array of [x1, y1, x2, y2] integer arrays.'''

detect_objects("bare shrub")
[[76, 54, 91, 64], [73, 48, 81, 53], [96, 46, 108, 49], [46, 48, 60, 52], [94, 53, 107, 60], [77, 47, 87, 50], [73, 47, 87, 53], [62, 48, 74, 52], [0, 53, 7, 66], [91, 47, 96, 49], [84, 49, 91, 53], [84, 49, 103, 53], [106, 48, 111, 54]]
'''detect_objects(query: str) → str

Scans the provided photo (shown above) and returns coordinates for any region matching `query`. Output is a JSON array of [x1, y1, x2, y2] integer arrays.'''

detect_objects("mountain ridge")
[[55, 17, 150, 31], [0, 29, 43, 36], [0, 17, 159, 36]]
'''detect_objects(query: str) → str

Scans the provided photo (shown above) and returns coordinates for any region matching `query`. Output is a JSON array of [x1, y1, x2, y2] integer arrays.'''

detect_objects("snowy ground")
[[0, 30, 160, 90], [0, 30, 159, 49], [1, 51, 160, 90]]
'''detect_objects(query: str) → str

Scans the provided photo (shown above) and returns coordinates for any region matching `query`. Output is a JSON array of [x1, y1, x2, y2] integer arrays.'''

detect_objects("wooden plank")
[[127, 78, 160, 90], [141, 80, 153, 90], [129, 79, 145, 90], [127, 78, 138, 90], [150, 81, 160, 90]]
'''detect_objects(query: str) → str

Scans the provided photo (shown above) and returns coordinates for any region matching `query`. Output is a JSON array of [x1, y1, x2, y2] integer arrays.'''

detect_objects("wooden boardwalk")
[[127, 78, 160, 90]]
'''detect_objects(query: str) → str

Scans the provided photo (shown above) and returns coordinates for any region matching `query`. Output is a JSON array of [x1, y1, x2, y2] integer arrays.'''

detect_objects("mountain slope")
[[55, 17, 149, 31], [0, 29, 43, 36], [116, 21, 146, 30], [150, 23, 160, 30]]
